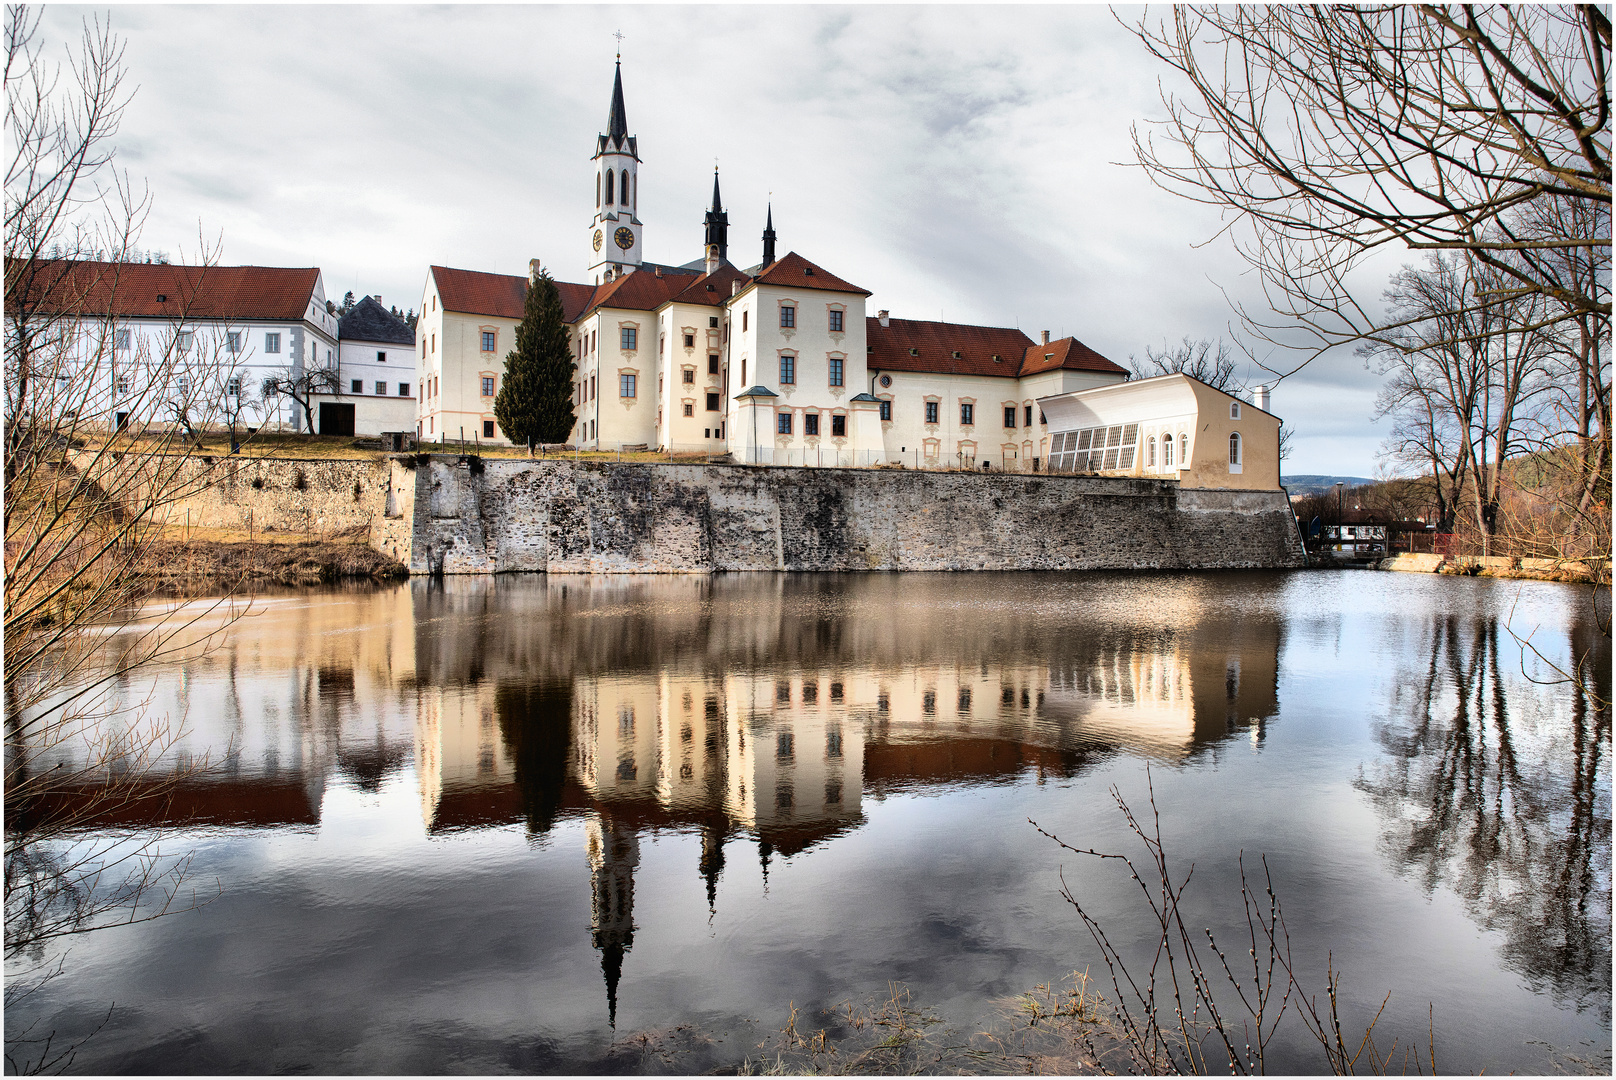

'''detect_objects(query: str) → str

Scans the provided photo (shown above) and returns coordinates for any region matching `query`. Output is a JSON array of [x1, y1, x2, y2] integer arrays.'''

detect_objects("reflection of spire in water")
[[759, 839, 772, 893], [700, 819, 725, 921], [586, 814, 638, 1028]]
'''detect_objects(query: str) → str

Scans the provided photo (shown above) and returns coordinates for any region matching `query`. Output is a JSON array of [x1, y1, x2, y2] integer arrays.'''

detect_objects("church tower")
[[588, 59, 643, 284], [703, 168, 728, 273]]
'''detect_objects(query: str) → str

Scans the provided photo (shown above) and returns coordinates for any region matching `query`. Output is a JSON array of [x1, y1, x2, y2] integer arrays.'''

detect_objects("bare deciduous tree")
[[261, 364, 339, 435], [1129, 5, 1611, 375], [4, 8, 240, 1067]]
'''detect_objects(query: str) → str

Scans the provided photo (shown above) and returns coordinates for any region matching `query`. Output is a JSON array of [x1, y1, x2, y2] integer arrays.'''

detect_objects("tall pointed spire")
[[606, 60, 630, 149], [703, 166, 729, 270], [761, 203, 776, 269]]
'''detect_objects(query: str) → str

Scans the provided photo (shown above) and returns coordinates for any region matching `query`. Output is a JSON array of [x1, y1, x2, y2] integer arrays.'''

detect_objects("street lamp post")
[[1334, 482, 1345, 554]]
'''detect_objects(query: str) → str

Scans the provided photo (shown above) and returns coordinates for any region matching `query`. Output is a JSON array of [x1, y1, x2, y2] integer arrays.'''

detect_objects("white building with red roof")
[[9, 258, 339, 433]]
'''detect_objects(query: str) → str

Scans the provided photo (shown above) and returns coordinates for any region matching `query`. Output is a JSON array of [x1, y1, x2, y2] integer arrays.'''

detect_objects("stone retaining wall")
[[71, 451, 395, 541], [397, 456, 1307, 575]]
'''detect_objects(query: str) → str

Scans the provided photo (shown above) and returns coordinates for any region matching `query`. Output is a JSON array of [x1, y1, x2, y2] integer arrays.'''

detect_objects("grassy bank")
[[138, 528, 406, 586]]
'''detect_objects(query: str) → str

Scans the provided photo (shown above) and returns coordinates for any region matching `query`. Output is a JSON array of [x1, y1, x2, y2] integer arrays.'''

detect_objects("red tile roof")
[[429, 265, 596, 324], [9, 259, 321, 321], [751, 251, 871, 297], [865, 316, 1126, 379], [1019, 336, 1127, 377], [665, 263, 751, 308], [866, 316, 1036, 378], [582, 263, 701, 314]]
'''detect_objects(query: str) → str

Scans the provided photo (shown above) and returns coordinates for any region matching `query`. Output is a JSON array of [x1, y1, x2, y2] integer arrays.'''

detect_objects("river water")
[[5, 570, 1609, 1074]]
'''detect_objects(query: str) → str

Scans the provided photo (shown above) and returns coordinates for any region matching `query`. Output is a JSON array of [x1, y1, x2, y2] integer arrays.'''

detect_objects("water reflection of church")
[[19, 579, 1283, 1026]]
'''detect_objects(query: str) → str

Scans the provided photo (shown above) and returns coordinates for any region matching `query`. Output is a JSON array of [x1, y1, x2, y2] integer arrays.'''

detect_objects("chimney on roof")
[[878, 310, 889, 328], [373, 295, 382, 304], [1040, 330, 1050, 345], [731, 279, 740, 297], [528, 258, 542, 285], [1253, 384, 1270, 411], [654, 266, 662, 278]]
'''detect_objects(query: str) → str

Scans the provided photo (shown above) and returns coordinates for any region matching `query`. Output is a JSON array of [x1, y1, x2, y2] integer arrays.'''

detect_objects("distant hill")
[[1281, 475, 1377, 495]]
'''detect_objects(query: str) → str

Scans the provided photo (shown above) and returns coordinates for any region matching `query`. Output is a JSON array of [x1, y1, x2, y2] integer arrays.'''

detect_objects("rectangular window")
[[742, 310, 748, 332], [399, 383, 410, 396], [484, 420, 495, 438], [377, 350, 387, 363], [777, 412, 793, 435], [1026, 405, 1034, 427], [375, 381, 387, 395], [682, 368, 695, 384], [925, 401, 939, 424], [683, 402, 694, 417], [1005, 406, 1017, 428], [779, 354, 795, 384], [804, 412, 819, 436], [116, 376, 129, 395], [961, 403, 974, 425], [706, 392, 720, 411], [620, 327, 637, 351], [828, 357, 844, 387], [709, 316, 718, 328], [176, 376, 190, 396], [828, 309, 843, 332], [114, 328, 131, 350], [620, 372, 636, 398], [708, 353, 719, 375], [879, 399, 891, 421], [779, 305, 794, 329], [226, 332, 241, 354], [227, 376, 241, 396], [683, 333, 694, 348], [481, 376, 495, 396], [265, 332, 280, 353], [352, 379, 364, 393], [831, 414, 846, 437], [175, 330, 193, 354]]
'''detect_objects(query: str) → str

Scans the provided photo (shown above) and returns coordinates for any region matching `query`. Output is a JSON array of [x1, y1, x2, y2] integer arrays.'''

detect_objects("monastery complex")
[[417, 61, 1282, 490]]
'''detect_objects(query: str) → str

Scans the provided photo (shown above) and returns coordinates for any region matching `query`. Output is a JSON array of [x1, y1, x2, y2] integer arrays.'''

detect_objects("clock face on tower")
[[592, 229, 604, 252], [614, 226, 634, 251]]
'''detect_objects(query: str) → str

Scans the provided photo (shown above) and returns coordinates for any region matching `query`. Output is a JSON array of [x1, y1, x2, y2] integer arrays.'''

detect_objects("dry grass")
[[134, 536, 406, 587]]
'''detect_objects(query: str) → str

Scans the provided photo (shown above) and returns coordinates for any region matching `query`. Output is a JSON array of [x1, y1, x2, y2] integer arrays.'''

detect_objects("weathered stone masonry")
[[392, 457, 1307, 575]]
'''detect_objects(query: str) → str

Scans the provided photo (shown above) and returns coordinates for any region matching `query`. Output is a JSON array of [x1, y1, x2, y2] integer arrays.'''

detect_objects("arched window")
[[1162, 434, 1174, 468], [596, 172, 601, 207], [621, 172, 631, 207], [1180, 433, 1189, 464], [604, 169, 615, 204], [1146, 436, 1157, 468], [1228, 432, 1242, 466]]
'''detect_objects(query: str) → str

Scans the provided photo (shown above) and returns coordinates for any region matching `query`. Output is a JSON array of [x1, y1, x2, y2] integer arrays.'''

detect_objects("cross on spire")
[[613, 29, 624, 59]]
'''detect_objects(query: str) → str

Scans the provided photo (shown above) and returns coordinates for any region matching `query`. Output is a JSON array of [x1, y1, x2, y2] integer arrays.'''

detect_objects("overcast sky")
[[41, 3, 1412, 476]]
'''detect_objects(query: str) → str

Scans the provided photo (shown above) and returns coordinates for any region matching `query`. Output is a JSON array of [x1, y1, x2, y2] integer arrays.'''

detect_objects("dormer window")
[[992, 354, 1001, 363], [952, 350, 962, 359], [908, 347, 919, 356]]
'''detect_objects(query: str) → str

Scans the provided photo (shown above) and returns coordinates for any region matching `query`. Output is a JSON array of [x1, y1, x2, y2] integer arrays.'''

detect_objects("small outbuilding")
[[1037, 373, 1281, 490]]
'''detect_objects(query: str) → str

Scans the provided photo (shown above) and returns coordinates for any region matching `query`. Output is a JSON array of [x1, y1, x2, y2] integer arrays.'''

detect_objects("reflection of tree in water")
[[1357, 615, 1611, 1019], [495, 681, 574, 834]]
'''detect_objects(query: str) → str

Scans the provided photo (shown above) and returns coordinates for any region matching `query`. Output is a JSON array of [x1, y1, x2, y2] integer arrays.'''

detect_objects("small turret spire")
[[761, 202, 776, 268], [703, 166, 729, 270]]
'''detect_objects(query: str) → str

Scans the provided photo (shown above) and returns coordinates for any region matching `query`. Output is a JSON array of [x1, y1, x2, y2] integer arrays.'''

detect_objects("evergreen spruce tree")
[[494, 268, 576, 452]]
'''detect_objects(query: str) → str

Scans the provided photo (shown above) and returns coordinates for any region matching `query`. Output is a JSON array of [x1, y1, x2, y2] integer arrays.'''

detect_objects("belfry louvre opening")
[[1048, 424, 1138, 473]]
